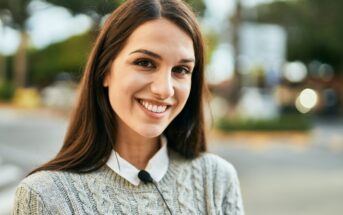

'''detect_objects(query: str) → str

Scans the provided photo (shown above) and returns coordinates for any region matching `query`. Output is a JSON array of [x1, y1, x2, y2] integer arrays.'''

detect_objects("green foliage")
[[216, 114, 313, 132], [0, 80, 15, 101], [29, 33, 93, 86], [1, 0, 32, 87], [45, 0, 123, 15], [203, 30, 219, 64], [2, 55, 13, 81], [185, 0, 206, 17], [0, 0, 31, 29], [249, 0, 343, 73]]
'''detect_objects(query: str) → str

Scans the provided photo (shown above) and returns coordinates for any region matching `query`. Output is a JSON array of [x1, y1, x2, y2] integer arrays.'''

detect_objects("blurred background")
[[1, 0, 343, 214]]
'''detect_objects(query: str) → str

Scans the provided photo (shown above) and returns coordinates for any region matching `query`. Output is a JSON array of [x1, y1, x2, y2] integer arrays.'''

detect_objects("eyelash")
[[133, 58, 191, 75], [134, 59, 155, 69], [172, 66, 191, 75]]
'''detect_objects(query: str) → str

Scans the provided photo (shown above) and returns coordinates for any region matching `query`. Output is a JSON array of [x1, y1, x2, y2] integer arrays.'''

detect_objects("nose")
[[150, 70, 174, 99]]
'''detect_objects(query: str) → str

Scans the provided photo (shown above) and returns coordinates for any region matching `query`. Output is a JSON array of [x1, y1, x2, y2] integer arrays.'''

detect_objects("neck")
[[114, 128, 161, 170]]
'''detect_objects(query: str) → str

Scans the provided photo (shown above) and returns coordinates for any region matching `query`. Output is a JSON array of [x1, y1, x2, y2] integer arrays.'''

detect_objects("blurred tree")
[[203, 30, 219, 64], [44, 0, 123, 29], [0, 54, 4, 83], [185, 0, 206, 17], [0, 0, 31, 87], [248, 0, 343, 74], [230, 0, 243, 104], [0, 20, 4, 83], [29, 32, 93, 87]]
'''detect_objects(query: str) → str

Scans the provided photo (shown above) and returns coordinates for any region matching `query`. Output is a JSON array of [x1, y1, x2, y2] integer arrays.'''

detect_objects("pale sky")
[[27, 5, 92, 49]]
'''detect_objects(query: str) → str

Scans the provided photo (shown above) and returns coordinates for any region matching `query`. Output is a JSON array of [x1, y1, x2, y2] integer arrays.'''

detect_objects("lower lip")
[[137, 100, 168, 119]]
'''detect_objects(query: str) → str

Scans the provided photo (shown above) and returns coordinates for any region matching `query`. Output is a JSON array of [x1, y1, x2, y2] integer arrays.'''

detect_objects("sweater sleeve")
[[12, 184, 49, 215]]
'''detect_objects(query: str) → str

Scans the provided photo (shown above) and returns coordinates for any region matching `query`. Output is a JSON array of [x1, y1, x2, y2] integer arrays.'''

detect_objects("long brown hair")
[[32, 0, 207, 174]]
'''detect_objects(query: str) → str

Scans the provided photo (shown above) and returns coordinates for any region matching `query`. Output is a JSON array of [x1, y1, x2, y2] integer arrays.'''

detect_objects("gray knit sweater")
[[13, 151, 244, 214]]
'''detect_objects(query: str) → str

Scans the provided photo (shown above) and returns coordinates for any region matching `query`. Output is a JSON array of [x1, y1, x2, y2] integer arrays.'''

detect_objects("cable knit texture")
[[13, 151, 244, 215]]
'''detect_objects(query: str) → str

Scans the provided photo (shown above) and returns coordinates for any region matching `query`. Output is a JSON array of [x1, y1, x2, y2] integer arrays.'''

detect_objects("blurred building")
[[239, 22, 287, 88]]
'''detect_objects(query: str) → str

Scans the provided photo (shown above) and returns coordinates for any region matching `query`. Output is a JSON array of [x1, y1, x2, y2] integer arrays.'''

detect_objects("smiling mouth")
[[138, 99, 169, 113]]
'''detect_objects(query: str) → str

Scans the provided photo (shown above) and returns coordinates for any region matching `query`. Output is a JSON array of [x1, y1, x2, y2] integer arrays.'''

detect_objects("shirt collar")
[[106, 135, 169, 186]]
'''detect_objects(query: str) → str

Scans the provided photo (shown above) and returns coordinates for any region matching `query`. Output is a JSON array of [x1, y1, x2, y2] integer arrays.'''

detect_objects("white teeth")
[[139, 100, 167, 113], [152, 105, 158, 112]]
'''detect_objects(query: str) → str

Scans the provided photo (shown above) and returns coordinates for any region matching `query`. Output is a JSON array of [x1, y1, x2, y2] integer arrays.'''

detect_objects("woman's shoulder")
[[13, 170, 71, 213], [196, 152, 238, 179], [16, 167, 107, 195], [17, 170, 69, 194], [196, 154, 244, 213], [170, 150, 238, 181]]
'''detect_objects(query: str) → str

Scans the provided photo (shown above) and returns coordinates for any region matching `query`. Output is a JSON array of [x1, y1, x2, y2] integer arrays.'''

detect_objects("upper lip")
[[137, 98, 172, 106]]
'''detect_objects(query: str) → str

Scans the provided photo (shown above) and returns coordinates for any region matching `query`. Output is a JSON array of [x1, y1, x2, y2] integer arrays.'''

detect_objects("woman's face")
[[104, 18, 195, 138]]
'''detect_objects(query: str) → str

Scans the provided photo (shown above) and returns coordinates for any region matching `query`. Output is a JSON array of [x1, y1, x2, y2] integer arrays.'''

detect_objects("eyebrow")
[[129, 49, 195, 63]]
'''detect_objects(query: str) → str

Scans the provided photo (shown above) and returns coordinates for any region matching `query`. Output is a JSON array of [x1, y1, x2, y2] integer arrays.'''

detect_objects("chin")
[[136, 126, 165, 138]]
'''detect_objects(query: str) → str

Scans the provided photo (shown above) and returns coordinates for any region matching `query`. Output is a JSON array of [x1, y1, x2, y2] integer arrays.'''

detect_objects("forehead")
[[120, 18, 194, 59]]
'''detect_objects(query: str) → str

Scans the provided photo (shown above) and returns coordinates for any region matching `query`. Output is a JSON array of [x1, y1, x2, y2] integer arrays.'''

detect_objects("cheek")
[[177, 81, 192, 107], [109, 75, 137, 95], [107, 79, 128, 109]]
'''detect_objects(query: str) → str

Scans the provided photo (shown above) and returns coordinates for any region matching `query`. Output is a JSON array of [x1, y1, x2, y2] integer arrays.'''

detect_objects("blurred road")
[[0, 107, 66, 214], [209, 125, 343, 215], [0, 107, 343, 215]]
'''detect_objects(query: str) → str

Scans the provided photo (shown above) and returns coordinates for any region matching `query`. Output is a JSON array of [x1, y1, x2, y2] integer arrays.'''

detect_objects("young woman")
[[13, 0, 244, 214]]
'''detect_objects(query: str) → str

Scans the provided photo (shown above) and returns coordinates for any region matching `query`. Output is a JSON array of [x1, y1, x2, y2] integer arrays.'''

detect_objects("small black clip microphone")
[[138, 170, 154, 184], [138, 170, 173, 215]]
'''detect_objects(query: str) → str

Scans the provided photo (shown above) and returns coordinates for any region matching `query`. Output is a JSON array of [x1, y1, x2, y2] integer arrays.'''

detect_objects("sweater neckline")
[[98, 149, 187, 191]]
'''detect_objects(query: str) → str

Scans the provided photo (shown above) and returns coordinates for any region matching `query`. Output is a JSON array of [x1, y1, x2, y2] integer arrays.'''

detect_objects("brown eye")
[[172, 66, 190, 75], [134, 59, 155, 68]]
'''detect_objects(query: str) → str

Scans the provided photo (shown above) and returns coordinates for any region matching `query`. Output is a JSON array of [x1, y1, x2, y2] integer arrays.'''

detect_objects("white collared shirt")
[[106, 136, 169, 186]]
